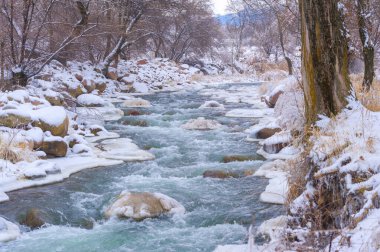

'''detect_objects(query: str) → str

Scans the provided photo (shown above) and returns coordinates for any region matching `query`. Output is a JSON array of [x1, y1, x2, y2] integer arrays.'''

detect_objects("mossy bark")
[[299, 0, 351, 125]]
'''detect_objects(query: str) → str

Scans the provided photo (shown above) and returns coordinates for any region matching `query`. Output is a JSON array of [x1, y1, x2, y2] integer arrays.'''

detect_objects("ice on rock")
[[77, 94, 106, 107], [94, 138, 155, 161], [226, 109, 271, 118], [104, 191, 185, 221], [182, 117, 222, 130], [132, 82, 149, 93], [122, 98, 151, 108], [199, 100, 225, 110]]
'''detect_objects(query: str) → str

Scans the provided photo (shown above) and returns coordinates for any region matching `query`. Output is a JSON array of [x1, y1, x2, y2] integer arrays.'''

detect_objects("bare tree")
[[0, 0, 94, 86]]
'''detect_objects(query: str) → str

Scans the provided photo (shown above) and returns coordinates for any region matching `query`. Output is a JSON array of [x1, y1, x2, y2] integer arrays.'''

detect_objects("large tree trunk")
[[299, 0, 351, 125], [356, 0, 375, 90]]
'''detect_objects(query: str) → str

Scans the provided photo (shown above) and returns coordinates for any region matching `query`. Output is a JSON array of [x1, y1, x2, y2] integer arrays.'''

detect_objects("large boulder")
[[41, 136, 68, 157], [104, 192, 185, 221], [31, 107, 69, 137], [0, 110, 32, 128], [182, 117, 222, 130]]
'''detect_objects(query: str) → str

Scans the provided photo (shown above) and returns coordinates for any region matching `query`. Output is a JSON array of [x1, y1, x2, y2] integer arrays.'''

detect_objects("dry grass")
[[248, 59, 289, 74], [0, 134, 37, 163], [351, 74, 380, 112]]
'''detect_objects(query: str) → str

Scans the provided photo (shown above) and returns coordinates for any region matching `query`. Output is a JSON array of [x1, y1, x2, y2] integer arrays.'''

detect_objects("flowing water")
[[0, 83, 283, 252]]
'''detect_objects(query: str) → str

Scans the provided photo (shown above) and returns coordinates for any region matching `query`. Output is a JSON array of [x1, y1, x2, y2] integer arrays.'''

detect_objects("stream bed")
[[0, 83, 283, 252]]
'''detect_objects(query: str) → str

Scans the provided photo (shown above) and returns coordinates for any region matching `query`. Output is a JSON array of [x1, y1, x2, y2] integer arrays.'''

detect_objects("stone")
[[33, 115, 69, 137], [82, 79, 96, 93], [203, 170, 239, 179], [104, 192, 185, 221], [222, 155, 258, 163], [67, 85, 85, 98], [122, 120, 148, 127], [256, 128, 282, 139], [41, 138, 68, 157], [0, 110, 32, 128], [75, 74, 83, 82], [21, 208, 48, 229], [95, 82, 107, 93], [181, 117, 222, 130], [137, 59, 148, 65], [203, 170, 255, 179], [263, 90, 284, 108], [126, 110, 142, 116], [107, 71, 118, 80], [44, 94, 66, 107]]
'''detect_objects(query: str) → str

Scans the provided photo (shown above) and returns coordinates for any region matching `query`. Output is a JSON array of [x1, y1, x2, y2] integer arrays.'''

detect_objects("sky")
[[212, 0, 229, 15]]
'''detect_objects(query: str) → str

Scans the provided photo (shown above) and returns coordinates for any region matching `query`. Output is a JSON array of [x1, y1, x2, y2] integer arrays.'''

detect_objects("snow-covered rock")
[[104, 191, 185, 221], [132, 82, 149, 93], [0, 217, 20, 243], [199, 100, 225, 110], [31, 106, 69, 137], [77, 94, 106, 107], [76, 106, 124, 122], [181, 117, 222, 130], [122, 98, 151, 108]]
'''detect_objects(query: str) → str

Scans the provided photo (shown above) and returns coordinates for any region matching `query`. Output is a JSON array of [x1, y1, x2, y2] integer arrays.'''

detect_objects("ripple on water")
[[0, 84, 283, 252]]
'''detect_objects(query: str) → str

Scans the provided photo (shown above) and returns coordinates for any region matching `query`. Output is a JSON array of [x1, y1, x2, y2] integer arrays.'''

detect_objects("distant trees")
[[146, 0, 219, 63], [0, 0, 219, 86], [0, 0, 93, 86], [243, 0, 298, 76]]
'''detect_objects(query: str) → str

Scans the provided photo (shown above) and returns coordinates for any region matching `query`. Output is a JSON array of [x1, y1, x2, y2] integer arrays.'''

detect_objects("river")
[[0, 83, 282, 252]]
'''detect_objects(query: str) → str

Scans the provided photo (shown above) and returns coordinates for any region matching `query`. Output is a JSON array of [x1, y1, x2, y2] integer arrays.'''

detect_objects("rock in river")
[[104, 192, 185, 221]]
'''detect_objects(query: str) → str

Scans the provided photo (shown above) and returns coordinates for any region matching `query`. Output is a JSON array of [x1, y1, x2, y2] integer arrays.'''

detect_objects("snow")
[[122, 98, 151, 108], [76, 106, 124, 122], [77, 94, 106, 107], [259, 174, 288, 204], [226, 109, 272, 118], [93, 138, 155, 162], [0, 157, 123, 198], [105, 191, 185, 220], [0, 217, 20, 243], [153, 192, 186, 215], [181, 117, 222, 130], [132, 82, 149, 93], [31, 106, 67, 127]]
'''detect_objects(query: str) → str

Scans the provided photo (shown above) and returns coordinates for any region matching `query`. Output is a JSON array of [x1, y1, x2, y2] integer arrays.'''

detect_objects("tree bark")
[[356, 0, 375, 90], [299, 0, 351, 124]]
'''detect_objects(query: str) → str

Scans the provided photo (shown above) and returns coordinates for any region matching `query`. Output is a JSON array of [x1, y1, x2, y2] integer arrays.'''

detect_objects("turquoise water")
[[0, 84, 283, 252]]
